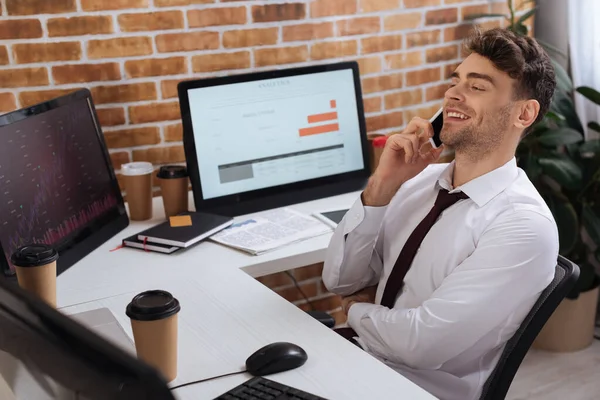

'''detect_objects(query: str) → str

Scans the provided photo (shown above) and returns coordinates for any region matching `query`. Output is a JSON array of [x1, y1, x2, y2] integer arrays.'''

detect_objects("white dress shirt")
[[322, 158, 558, 400]]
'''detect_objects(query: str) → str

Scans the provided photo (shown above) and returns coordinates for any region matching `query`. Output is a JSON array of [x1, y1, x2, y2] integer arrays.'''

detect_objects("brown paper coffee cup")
[[126, 290, 181, 382], [157, 166, 189, 218], [11, 244, 59, 308], [122, 162, 154, 221]]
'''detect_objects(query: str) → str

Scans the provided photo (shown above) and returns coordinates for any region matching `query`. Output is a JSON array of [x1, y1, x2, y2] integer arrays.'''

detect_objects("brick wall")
[[0, 0, 531, 321]]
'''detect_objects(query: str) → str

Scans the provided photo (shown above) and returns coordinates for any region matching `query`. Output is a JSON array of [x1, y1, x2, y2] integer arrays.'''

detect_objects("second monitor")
[[178, 61, 371, 216]]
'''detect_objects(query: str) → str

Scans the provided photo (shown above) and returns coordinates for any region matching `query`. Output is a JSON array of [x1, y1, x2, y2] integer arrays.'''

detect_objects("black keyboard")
[[214, 376, 327, 400]]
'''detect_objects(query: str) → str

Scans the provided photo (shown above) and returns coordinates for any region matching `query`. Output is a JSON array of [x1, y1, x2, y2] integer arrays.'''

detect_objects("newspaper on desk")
[[210, 207, 333, 255]]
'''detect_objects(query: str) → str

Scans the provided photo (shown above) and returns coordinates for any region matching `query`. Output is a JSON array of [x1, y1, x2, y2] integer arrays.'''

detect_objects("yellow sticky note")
[[170, 215, 192, 227]]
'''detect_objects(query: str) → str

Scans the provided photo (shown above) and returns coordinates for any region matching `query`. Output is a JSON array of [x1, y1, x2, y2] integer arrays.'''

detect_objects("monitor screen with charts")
[[178, 61, 370, 216], [0, 90, 128, 278]]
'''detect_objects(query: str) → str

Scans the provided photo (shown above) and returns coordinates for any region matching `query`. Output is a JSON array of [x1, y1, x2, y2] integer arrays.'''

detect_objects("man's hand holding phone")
[[363, 116, 445, 207]]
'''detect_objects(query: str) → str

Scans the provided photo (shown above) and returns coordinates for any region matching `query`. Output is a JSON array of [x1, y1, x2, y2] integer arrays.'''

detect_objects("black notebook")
[[137, 212, 233, 248], [122, 234, 181, 254]]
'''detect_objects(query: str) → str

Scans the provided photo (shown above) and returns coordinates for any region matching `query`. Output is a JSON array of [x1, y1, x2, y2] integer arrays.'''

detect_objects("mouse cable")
[[285, 271, 315, 311], [170, 369, 248, 391]]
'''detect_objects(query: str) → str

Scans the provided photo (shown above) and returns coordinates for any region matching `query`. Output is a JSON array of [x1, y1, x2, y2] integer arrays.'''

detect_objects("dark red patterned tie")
[[379, 189, 469, 308]]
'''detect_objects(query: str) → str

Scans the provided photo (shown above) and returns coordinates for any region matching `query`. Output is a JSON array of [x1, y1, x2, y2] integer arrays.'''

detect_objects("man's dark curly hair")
[[464, 28, 556, 133]]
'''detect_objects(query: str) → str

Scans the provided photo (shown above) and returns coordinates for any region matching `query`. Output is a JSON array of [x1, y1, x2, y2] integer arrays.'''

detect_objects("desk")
[[57, 191, 361, 307]]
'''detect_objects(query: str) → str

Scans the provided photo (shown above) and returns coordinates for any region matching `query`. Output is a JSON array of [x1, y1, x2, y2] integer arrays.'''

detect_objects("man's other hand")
[[341, 285, 377, 315]]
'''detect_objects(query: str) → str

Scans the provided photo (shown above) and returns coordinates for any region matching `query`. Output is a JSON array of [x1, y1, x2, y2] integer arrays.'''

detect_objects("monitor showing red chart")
[[186, 68, 365, 200]]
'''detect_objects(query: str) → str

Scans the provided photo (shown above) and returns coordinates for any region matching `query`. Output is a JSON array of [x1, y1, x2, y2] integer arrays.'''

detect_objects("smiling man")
[[322, 28, 558, 400]]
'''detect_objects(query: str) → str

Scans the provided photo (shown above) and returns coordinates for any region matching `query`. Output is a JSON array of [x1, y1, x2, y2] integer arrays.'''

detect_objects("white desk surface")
[[60, 265, 435, 400], [57, 191, 361, 308]]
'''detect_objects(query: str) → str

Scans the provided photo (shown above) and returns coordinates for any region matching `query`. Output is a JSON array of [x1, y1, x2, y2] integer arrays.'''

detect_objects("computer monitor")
[[0, 278, 174, 399], [178, 61, 371, 216], [0, 89, 129, 278]]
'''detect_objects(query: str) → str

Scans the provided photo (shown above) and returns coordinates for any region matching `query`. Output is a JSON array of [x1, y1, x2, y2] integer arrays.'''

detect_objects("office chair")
[[479, 255, 580, 400]]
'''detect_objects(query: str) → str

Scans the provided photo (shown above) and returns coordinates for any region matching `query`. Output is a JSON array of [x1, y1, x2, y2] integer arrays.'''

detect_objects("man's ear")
[[514, 99, 540, 129]]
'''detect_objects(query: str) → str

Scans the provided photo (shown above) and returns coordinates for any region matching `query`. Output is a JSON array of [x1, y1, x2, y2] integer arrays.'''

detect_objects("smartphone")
[[313, 209, 349, 229], [429, 107, 444, 149]]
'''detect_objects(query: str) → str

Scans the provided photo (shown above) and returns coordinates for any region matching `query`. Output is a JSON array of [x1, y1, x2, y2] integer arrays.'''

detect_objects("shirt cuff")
[[342, 195, 388, 236], [347, 302, 378, 332]]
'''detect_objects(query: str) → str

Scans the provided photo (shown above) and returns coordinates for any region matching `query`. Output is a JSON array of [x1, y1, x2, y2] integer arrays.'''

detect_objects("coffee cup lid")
[[157, 165, 188, 179], [121, 162, 154, 176], [10, 244, 59, 268], [126, 290, 180, 321]]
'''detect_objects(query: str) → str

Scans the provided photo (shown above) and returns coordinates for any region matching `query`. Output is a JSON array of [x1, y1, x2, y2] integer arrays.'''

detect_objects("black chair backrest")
[[479, 255, 580, 400]]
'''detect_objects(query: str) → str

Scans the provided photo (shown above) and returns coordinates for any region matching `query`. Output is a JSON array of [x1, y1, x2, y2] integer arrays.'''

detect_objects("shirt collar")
[[436, 157, 519, 207]]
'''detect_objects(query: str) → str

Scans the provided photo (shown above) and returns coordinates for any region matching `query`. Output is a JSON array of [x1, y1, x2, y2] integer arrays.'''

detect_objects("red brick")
[[164, 123, 183, 142], [384, 12, 422, 31], [293, 263, 324, 281], [311, 40, 357, 60], [252, 3, 306, 23], [0, 19, 42, 39], [125, 57, 187, 78], [88, 37, 152, 59], [188, 7, 246, 28], [0, 68, 48, 88], [357, 56, 382, 75], [161, 79, 180, 99], [257, 272, 291, 288], [283, 22, 333, 42], [311, 0, 356, 18], [404, 103, 442, 122], [0, 93, 17, 113], [118, 11, 183, 32], [384, 88, 423, 109], [52, 63, 121, 84], [0, 47, 8, 65], [255, 46, 308, 67], [384, 51, 423, 70], [104, 127, 161, 148], [132, 145, 185, 164], [444, 24, 473, 42], [96, 107, 126, 126], [91, 83, 157, 104], [426, 44, 459, 63], [155, 0, 214, 5], [19, 89, 82, 107], [13, 42, 81, 64], [461, 4, 490, 20], [156, 31, 219, 53], [110, 152, 130, 171], [81, 0, 147, 11], [444, 62, 461, 78], [359, 0, 399, 13], [490, 2, 509, 14], [6, 0, 76, 15], [362, 73, 403, 94], [363, 97, 381, 114], [48, 16, 113, 37], [403, 0, 440, 7], [223, 28, 278, 49], [406, 67, 441, 86], [361, 34, 403, 54], [337, 17, 380, 36], [426, 8, 458, 25], [129, 101, 180, 124], [426, 83, 449, 101], [192, 51, 250, 73], [406, 29, 441, 48], [276, 282, 319, 302], [366, 111, 403, 132]]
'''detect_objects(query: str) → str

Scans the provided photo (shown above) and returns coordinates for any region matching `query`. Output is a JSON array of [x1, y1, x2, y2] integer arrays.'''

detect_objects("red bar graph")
[[299, 123, 339, 137], [307, 111, 338, 124], [298, 99, 339, 137]]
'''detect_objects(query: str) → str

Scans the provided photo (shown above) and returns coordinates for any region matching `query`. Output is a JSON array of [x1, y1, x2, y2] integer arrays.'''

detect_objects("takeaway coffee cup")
[[126, 290, 181, 382], [122, 162, 154, 221], [157, 166, 189, 218], [11, 244, 59, 307]]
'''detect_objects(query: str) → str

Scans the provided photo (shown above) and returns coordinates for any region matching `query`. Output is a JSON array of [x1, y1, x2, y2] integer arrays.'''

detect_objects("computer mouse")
[[245, 342, 308, 376]]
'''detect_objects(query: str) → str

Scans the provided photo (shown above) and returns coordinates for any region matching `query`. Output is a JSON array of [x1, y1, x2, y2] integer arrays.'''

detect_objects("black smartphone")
[[429, 107, 444, 148]]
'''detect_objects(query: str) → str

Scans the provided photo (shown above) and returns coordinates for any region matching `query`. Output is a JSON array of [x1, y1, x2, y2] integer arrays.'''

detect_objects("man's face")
[[440, 53, 518, 155]]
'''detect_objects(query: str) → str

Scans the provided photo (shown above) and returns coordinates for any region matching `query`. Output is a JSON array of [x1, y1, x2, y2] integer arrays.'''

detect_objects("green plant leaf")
[[588, 122, 600, 133], [538, 39, 568, 59], [543, 191, 579, 255], [572, 262, 598, 295], [516, 7, 537, 24], [582, 204, 600, 246], [545, 111, 566, 122], [464, 13, 509, 20], [576, 86, 600, 106], [537, 127, 583, 147], [579, 139, 600, 155], [552, 60, 573, 94], [513, 23, 528, 36], [551, 90, 584, 133], [538, 154, 583, 190]]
